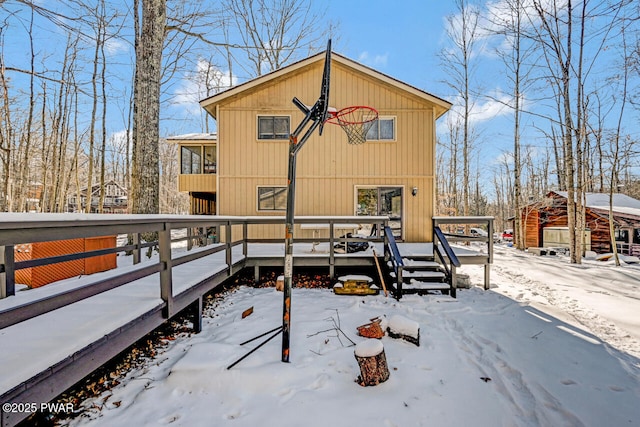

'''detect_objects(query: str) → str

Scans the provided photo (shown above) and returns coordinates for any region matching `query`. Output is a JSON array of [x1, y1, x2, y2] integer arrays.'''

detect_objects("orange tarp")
[[14, 236, 117, 288]]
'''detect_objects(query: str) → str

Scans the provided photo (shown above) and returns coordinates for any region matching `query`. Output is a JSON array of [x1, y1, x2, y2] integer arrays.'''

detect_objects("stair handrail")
[[434, 226, 461, 268], [383, 226, 404, 298], [433, 226, 461, 298]]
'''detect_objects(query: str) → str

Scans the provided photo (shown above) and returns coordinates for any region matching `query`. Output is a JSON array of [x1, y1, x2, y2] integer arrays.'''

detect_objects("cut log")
[[354, 339, 390, 386], [356, 317, 384, 339], [387, 315, 420, 346]]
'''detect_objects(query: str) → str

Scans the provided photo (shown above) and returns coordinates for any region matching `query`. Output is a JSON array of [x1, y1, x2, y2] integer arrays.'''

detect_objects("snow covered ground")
[[64, 245, 640, 427]]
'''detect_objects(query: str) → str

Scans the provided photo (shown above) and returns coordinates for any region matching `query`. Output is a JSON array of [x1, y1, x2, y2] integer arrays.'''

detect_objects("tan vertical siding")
[[211, 59, 441, 241]]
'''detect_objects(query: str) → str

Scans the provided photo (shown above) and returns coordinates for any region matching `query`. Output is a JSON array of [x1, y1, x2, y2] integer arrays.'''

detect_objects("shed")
[[520, 191, 640, 255]]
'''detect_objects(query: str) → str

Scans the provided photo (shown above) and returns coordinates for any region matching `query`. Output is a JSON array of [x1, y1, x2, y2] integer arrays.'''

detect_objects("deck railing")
[[0, 215, 388, 327], [433, 216, 494, 290]]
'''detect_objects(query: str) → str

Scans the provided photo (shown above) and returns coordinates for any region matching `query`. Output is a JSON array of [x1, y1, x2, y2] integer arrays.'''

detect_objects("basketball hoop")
[[325, 106, 379, 145]]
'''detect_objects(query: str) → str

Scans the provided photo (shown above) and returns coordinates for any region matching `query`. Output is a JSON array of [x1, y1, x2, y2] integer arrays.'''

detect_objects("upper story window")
[[366, 116, 396, 141], [181, 145, 216, 174], [203, 145, 216, 173], [258, 116, 290, 140]]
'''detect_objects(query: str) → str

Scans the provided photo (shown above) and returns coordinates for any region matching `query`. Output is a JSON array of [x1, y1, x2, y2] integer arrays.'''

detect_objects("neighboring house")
[[520, 190, 640, 255], [67, 180, 128, 213], [172, 49, 451, 242]]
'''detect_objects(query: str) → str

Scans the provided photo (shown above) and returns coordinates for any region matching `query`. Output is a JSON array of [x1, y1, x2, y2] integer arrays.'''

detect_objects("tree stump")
[[354, 339, 390, 386]]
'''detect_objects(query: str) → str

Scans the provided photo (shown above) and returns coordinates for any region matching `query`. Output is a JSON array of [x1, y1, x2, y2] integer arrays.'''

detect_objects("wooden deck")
[[0, 214, 492, 427], [0, 215, 389, 427]]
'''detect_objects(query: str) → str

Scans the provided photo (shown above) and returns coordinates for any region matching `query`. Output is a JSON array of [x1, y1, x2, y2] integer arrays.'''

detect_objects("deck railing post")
[[451, 265, 457, 298], [133, 233, 141, 265], [159, 224, 173, 318], [243, 222, 248, 257], [329, 221, 335, 278], [225, 221, 232, 275], [193, 295, 203, 333], [0, 245, 15, 298]]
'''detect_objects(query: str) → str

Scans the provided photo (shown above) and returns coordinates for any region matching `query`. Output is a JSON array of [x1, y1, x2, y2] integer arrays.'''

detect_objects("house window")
[[258, 186, 287, 211], [181, 145, 216, 174], [181, 146, 201, 174], [615, 229, 629, 242], [366, 117, 396, 141], [258, 116, 290, 140], [203, 145, 216, 173]]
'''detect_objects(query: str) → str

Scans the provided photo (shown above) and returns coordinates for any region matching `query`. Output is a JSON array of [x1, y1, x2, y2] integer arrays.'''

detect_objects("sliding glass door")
[[356, 187, 403, 239]]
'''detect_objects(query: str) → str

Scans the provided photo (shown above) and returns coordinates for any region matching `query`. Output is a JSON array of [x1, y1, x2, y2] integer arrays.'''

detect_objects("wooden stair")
[[382, 227, 456, 299], [387, 257, 452, 296]]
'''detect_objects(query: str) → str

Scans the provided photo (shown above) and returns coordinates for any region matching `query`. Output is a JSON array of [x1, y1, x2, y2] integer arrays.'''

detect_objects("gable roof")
[[552, 191, 640, 210], [199, 50, 452, 119], [80, 180, 127, 197], [551, 191, 640, 220]]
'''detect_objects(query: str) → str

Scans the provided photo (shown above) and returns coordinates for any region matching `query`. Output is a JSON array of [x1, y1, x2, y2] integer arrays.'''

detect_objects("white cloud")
[[173, 59, 238, 115], [104, 38, 129, 56], [107, 129, 131, 150], [447, 91, 514, 125], [357, 51, 389, 67]]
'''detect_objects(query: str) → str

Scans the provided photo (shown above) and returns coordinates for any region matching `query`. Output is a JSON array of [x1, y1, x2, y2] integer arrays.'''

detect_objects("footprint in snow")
[[159, 414, 181, 424], [308, 373, 329, 390], [224, 408, 247, 420], [277, 387, 294, 397]]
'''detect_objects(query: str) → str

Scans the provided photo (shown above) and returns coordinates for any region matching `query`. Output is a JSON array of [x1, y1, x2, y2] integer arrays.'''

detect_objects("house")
[[520, 190, 640, 255], [67, 180, 128, 213], [25, 183, 43, 212], [171, 49, 451, 242]]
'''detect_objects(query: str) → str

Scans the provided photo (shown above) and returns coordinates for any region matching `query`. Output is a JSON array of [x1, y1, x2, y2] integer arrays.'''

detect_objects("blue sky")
[[324, 0, 455, 94], [2, 0, 637, 188], [0, 1, 495, 146], [323, 1, 516, 171]]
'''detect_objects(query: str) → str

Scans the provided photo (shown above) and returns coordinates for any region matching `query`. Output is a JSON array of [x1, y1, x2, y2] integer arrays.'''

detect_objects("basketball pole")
[[282, 101, 324, 363], [224, 40, 331, 369], [226, 102, 323, 369]]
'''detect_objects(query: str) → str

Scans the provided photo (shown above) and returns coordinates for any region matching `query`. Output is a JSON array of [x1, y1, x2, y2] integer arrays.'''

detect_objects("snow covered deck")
[[0, 213, 495, 426], [0, 214, 392, 426]]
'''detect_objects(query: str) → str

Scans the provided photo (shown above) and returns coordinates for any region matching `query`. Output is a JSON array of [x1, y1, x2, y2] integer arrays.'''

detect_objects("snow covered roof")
[[553, 191, 640, 212], [166, 133, 217, 142]]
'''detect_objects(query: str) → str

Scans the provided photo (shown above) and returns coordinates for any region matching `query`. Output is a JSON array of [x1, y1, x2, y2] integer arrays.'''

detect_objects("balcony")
[[178, 173, 217, 193]]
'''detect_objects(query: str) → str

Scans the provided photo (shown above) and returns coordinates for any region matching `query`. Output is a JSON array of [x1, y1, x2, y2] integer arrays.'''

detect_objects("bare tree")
[[0, 25, 14, 212], [222, 0, 327, 76], [440, 0, 481, 218], [159, 138, 188, 213], [529, 0, 580, 261], [486, 0, 537, 249], [527, 0, 634, 262]]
